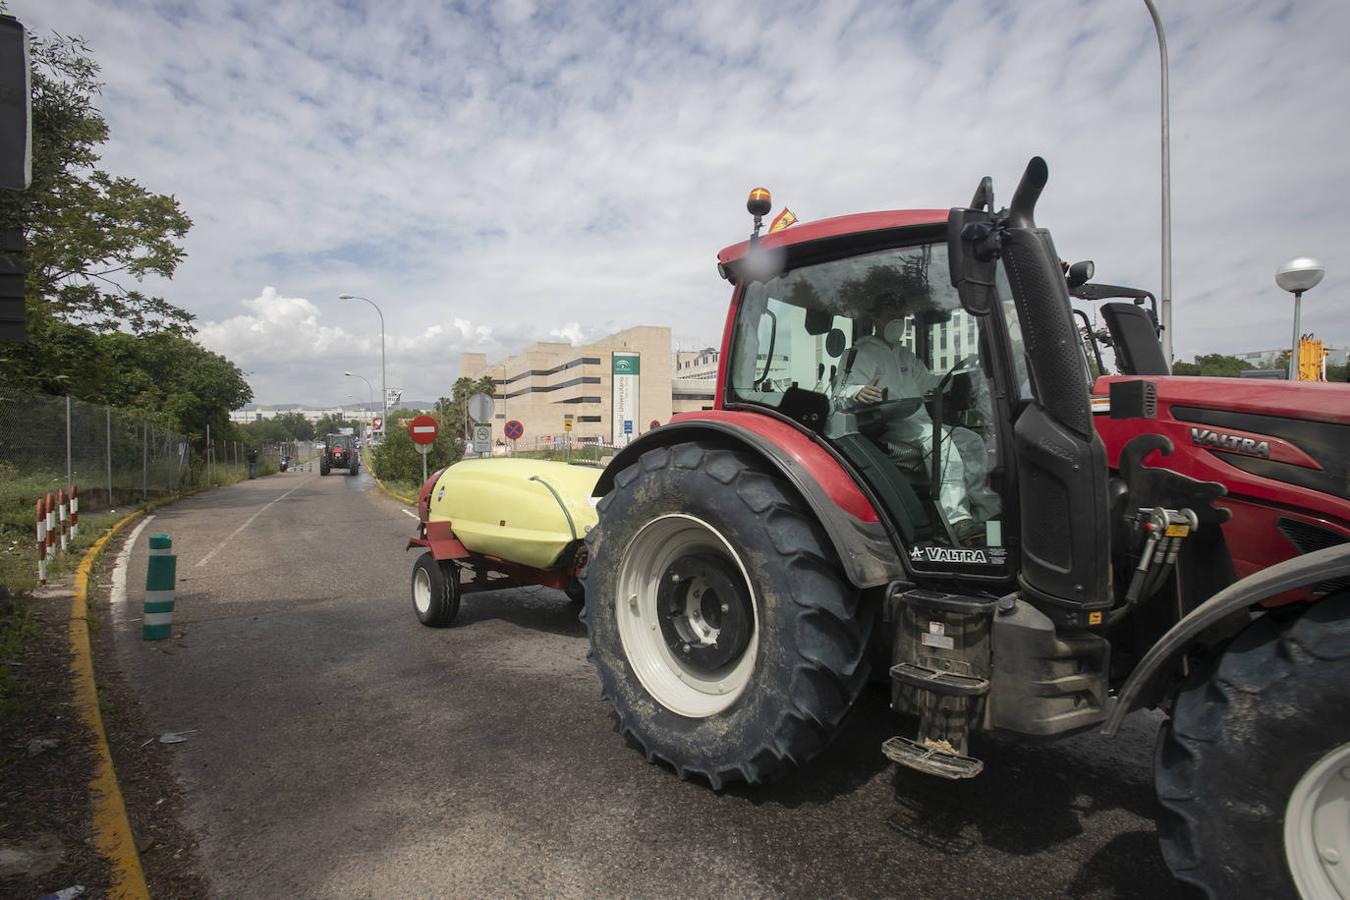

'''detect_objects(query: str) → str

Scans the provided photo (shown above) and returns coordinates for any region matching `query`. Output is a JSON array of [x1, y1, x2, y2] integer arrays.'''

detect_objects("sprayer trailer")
[[406, 458, 594, 625]]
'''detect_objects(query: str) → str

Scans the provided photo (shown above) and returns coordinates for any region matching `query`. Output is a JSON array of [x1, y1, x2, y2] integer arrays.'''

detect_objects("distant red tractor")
[[572, 159, 1349, 899], [319, 433, 360, 477]]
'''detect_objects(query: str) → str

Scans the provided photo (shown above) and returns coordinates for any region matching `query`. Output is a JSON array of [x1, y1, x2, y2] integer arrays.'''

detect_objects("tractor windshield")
[[726, 241, 1028, 568]]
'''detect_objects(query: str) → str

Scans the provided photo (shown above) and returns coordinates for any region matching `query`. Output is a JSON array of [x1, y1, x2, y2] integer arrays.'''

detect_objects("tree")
[[437, 376, 497, 440], [0, 29, 193, 337], [1171, 354, 1253, 377], [313, 414, 357, 438]]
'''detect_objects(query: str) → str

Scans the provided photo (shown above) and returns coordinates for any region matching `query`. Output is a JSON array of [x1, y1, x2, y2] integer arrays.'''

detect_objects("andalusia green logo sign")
[[612, 354, 640, 375]]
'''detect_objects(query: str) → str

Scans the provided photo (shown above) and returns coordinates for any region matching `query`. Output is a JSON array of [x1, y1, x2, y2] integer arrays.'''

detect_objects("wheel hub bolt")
[[682, 643, 691, 654], [720, 603, 729, 613], [1322, 847, 1341, 865], [670, 573, 681, 584]]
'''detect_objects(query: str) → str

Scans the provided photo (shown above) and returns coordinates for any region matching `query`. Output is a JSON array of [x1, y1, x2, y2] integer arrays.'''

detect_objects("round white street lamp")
[[1276, 258, 1326, 381], [344, 371, 375, 436], [338, 294, 387, 443]]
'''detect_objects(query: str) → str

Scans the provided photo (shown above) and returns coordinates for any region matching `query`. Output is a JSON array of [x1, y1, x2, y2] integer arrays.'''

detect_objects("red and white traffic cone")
[[57, 487, 68, 553], [70, 483, 79, 539], [36, 499, 47, 584]]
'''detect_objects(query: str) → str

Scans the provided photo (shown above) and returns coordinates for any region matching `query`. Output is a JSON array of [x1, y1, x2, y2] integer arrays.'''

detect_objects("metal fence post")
[[206, 423, 211, 485], [105, 406, 113, 508], [142, 419, 148, 504], [65, 395, 72, 488]]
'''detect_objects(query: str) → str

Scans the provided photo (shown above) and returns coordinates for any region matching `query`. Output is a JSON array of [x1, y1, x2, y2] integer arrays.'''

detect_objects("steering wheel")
[[938, 355, 980, 391]]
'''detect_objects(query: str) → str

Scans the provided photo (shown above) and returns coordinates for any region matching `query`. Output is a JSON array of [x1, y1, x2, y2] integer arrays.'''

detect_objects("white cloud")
[[198, 287, 504, 404], [15, 0, 1350, 402]]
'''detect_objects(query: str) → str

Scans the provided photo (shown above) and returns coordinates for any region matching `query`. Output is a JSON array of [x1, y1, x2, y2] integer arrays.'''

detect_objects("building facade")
[[460, 326, 674, 449], [673, 347, 719, 414]]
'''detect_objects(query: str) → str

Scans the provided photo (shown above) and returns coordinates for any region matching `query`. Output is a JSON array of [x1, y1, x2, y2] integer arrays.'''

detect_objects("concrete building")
[[673, 347, 719, 415], [461, 326, 675, 449]]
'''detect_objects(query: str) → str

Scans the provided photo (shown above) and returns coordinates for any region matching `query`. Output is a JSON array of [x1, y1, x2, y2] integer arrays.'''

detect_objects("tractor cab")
[[721, 229, 1028, 581]]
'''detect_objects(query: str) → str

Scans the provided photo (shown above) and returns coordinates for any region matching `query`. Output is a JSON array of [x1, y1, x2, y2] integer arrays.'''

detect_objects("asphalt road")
[[108, 467, 1181, 899]]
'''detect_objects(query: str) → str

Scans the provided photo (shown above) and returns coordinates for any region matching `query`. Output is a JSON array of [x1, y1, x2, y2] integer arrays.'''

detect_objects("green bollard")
[[143, 533, 176, 640]]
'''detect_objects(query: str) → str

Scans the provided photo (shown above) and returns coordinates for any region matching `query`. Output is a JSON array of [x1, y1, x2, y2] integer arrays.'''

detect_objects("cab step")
[[889, 661, 990, 697], [882, 735, 984, 780]]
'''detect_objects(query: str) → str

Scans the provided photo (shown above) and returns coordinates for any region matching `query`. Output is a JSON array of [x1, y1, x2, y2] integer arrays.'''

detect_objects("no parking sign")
[[504, 419, 524, 441]]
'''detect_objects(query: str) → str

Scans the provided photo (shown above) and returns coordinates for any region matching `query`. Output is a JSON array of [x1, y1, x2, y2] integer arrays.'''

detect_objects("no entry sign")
[[504, 419, 524, 440], [409, 415, 438, 445]]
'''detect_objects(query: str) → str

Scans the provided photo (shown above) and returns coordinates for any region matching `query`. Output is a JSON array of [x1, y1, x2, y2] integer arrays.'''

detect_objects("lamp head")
[[1276, 257, 1325, 294], [338, 293, 354, 299]]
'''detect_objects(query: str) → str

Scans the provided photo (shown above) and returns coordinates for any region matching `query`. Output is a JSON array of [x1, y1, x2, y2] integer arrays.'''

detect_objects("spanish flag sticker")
[[769, 208, 798, 233]]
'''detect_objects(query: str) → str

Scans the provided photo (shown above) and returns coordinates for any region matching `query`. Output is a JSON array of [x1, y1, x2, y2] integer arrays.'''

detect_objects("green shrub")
[[371, 425, 463, 486]]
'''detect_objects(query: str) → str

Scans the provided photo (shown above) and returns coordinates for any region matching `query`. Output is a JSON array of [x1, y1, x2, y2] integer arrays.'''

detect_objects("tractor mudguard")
[[594, 414, 903, 589], [1102, 541, 1350, 735]]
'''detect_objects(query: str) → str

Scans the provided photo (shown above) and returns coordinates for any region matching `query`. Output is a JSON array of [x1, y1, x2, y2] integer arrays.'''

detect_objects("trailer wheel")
[[411, 551, 460, 627], [1155, 593, 1350, 899], [582, 442, 871, 787]]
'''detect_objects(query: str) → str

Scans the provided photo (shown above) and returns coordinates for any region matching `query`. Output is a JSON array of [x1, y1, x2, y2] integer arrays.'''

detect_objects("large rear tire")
[[411, 551, 460, 627], [1155, 594, 1350, 899], [582, 442, 872, 788]]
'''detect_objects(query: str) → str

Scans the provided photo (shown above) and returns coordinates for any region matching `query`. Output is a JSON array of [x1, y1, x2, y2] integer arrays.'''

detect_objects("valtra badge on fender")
[[1189, 427, 1271, 459]]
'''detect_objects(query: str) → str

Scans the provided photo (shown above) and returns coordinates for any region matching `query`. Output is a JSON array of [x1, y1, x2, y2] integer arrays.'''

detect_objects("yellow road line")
[[366, 460, 417, 505], [69, 509, 151, 900]]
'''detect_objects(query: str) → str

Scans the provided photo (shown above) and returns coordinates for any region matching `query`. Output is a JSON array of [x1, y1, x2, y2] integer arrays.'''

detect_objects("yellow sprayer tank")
[[426, 458, 600, 570]]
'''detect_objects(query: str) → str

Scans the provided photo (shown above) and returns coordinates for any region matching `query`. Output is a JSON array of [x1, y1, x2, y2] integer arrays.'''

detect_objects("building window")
[[578, 415, 602, 423]]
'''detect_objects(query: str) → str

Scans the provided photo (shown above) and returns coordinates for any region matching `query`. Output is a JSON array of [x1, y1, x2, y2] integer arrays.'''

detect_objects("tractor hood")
[[1095, 376, 1350, 425]]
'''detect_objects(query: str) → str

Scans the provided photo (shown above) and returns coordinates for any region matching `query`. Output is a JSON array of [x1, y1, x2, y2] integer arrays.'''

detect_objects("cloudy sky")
[[17, 0, 1350, 404]]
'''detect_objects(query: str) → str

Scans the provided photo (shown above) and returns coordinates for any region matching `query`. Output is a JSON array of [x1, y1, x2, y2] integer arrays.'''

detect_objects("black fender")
[[594, 421, 904, 589], [1102, 541, 1350, 735]]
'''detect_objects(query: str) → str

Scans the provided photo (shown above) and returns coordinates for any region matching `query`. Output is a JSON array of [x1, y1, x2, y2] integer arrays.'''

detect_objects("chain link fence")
[[0, 388, 210, 516]]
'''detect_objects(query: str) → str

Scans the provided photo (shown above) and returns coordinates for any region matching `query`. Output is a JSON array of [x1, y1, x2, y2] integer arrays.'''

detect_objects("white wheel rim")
[[1285, 740, 1350, 899], [615, 513, 758, 718], [412, 566, 432, 614]]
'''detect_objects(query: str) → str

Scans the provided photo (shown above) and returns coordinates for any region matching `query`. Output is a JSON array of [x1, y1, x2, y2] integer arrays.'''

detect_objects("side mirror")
[[947, 205, 997, 316]]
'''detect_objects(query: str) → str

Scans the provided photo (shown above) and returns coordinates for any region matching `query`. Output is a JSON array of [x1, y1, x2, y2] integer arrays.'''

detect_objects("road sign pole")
[[422, 448, 427, 483]]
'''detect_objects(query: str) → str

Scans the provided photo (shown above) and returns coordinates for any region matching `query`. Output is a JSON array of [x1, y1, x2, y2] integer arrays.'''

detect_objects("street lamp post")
[[1276, 258, 1326, 381], [1143, 0, 1173, 363], [338, 294, 386, 443], [344, 371, 375, 437]]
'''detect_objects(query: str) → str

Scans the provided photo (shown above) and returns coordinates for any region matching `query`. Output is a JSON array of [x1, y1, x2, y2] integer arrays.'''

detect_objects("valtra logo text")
[[1189, 427, 1271, 459]]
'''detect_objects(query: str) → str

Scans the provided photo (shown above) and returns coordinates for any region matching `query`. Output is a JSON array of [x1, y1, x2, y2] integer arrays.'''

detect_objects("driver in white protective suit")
[[833, 312, 986, 544]]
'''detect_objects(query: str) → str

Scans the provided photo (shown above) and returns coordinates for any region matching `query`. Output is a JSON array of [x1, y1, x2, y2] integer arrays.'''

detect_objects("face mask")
[[882, 318, 907, 343]]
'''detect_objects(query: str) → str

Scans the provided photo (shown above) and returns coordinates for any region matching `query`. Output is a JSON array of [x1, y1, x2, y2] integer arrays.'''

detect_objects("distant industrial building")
[[1235, 346, 1348, 368], [228, 400, 430, 429], [460, 326, 678, 450]]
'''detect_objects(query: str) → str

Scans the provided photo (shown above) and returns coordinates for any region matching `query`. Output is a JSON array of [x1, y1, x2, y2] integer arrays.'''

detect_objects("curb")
[[366, 459, 416, 505], [68, 508, 151, 900]]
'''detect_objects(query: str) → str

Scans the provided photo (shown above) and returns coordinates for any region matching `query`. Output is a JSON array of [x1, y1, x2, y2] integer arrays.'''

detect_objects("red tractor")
[[575, 159, 1349, 898]]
